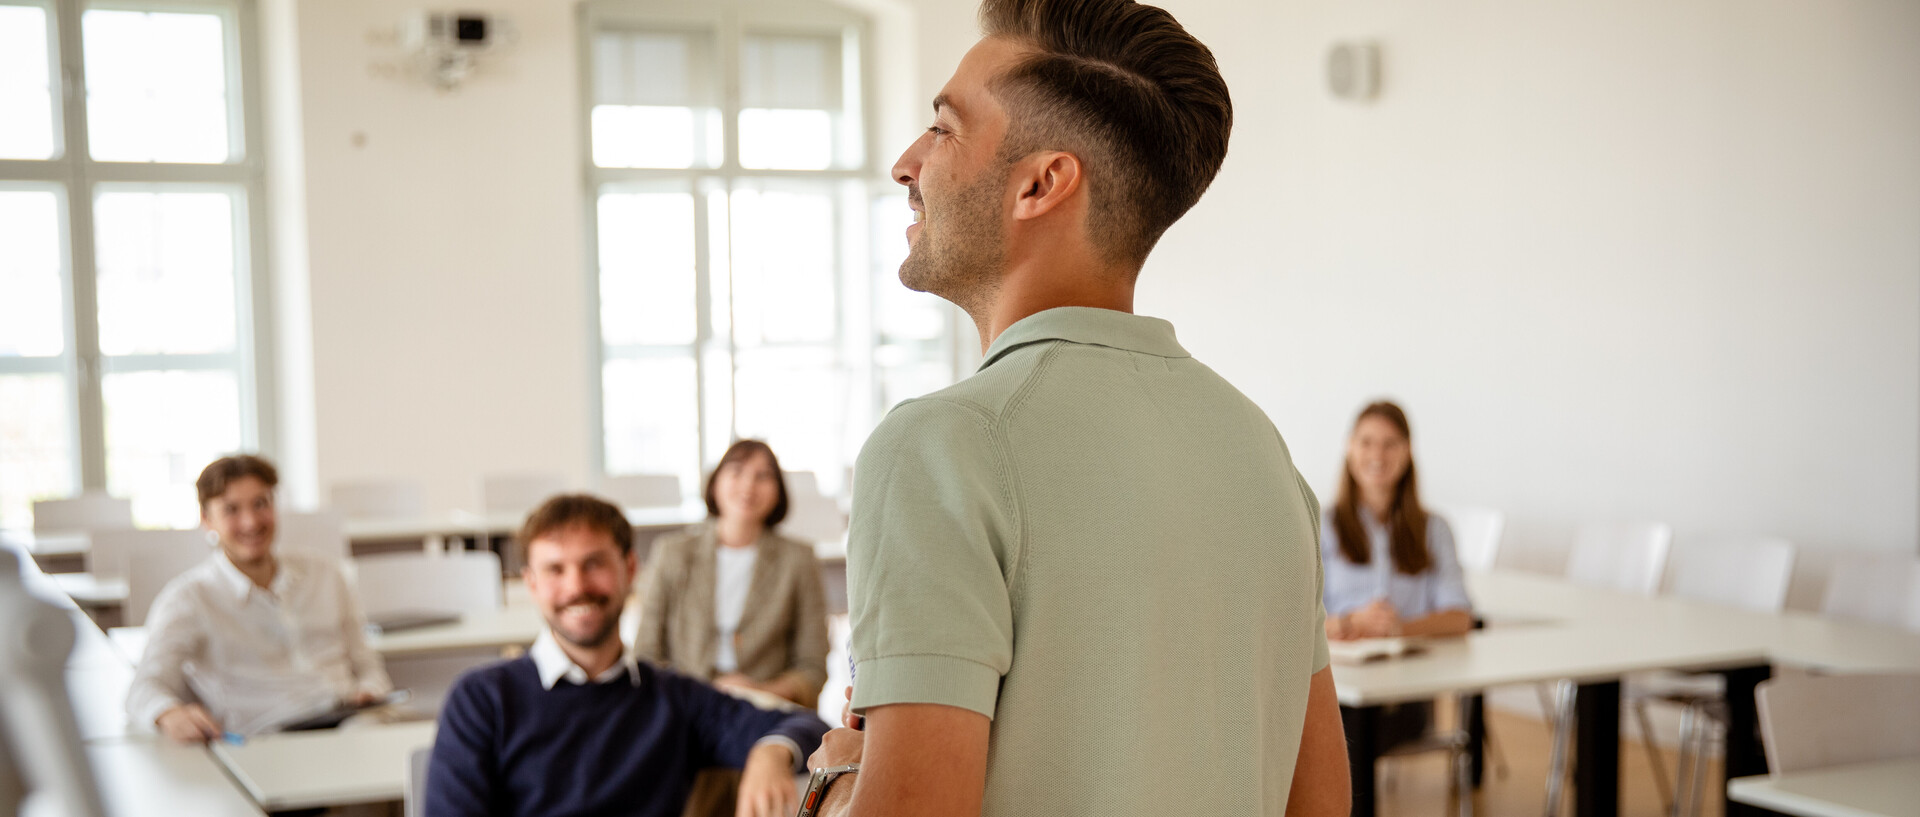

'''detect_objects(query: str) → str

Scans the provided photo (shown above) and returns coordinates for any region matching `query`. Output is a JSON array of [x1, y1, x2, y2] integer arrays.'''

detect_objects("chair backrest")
[[1566, 522, 1672, 595], [1756, 673, 1920, 774], [404, 745, 431, 817], [353, 550, 503, 617], [1822, 554, 1920, 629], [88, 529, 208, 584], [32, 493, 134, 533], [1664, 536, 1796, 613], [783, 470, 821, 498], [1436, 506, 1504, 572], [277, 509, 349, 563], [598, 474, 682, 509], [779, 493, 845, 545], [125, 539, 217, 626], [330, 479, 426, 520], [480, 472, 566, 515]]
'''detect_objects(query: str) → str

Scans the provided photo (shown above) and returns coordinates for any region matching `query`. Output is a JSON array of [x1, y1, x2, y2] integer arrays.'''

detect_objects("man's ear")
[[1010, 151, 1083, 222]]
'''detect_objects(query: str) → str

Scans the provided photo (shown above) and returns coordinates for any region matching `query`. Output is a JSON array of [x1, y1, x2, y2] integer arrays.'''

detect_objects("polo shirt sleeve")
[[848, 398, 1017, 720], [1297, 467, 1331, 675]]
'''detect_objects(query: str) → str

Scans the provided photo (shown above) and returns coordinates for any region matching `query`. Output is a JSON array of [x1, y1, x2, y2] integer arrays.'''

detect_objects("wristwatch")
[[794, 763, 859, 817]]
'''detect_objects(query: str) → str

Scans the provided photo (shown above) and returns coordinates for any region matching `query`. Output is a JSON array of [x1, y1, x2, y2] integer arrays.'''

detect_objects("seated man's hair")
[[197, 454, 279, 510], [519, 493, 635, 556], [979, 0, 1232, 268]]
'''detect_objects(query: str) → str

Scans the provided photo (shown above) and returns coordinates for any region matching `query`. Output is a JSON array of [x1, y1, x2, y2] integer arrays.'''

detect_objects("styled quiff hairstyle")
[[196, 454, 279, 511], [519, 493, 635, 557], [979, 0, 1232, 267]]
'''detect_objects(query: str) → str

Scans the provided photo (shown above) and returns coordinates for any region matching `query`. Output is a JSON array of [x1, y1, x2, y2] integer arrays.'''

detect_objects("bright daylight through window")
[[0, 0, 264, 530], [586, 0, 955, 500]]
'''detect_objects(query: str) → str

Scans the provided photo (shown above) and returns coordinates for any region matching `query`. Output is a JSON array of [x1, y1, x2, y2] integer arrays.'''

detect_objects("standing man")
[[809, 0, 1349, 815], [128, 454, 392, 741], [426, 494, 826, 817]]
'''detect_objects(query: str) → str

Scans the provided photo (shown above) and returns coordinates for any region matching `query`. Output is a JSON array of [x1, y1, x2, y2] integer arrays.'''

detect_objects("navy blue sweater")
[[425, 657, 827, 817]]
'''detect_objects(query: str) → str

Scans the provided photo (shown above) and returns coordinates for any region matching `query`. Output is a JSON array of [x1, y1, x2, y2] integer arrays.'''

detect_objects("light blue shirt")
[[1321, 507, 1472, 619]]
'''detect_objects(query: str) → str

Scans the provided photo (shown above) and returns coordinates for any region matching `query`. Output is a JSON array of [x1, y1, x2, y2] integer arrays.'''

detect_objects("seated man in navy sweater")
[[427, 494, 827, 817]]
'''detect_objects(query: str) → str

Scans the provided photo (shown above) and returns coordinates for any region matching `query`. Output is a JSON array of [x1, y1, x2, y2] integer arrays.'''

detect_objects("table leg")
[[1464, 692, 1486, 787], [1573, 680, 1621, 817], [1342, 704, 1380, 817], [1718, 664, 1772, 817]]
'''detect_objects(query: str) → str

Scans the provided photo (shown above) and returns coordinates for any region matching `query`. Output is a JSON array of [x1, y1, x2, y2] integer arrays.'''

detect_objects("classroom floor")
[[1379, 700, 1722, 817]]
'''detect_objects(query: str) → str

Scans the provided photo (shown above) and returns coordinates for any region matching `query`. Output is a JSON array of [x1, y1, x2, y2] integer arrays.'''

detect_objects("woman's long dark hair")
[[1331, 401, 1431, 575]]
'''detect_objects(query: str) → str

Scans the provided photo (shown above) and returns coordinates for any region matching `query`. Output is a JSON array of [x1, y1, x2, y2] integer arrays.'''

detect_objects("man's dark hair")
[[980, 0, 1232, 267], [702, 439, 791, 527], [519, 493, 635, 557], [196, 454, 279, 511]]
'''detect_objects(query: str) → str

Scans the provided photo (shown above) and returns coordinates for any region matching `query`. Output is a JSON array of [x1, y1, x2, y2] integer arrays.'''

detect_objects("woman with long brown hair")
[[1322, 400, 1473, 641]]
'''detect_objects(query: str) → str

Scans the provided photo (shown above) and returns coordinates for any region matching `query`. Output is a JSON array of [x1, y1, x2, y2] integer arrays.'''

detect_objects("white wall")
[[906, 0, 1920, 606], [283, 0, 593, 514], [270, 0, 1919, 607]]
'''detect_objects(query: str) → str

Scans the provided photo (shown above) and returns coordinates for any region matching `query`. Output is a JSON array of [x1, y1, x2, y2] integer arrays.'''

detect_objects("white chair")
[[480, 472, 566, 515], [782, 470, 821, 499], [353, 551, 503, 617], [1545, 521, 1673, 816], [32, 493, 134, 532], [598, 473, 683, 509], [1565, 522, 1672, 595], [353, 551, 505, 713], [404, 745, 432, 817], [276, 509, 349, 563], [779, 493, 846, 545], [1631, 536, 1797, 817], [125, 539, 217, 626], [1822, 554, 1920, 629], [1436, 506, 1504, 573], [87, 529, 209, 583], [1755, 673, 1920, 774], [330, 479, 427, 520]]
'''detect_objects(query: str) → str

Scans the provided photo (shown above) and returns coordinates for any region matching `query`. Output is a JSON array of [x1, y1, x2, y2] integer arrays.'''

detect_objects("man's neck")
[[556, 632, 625, 679], [972, 251, 1137, 353]]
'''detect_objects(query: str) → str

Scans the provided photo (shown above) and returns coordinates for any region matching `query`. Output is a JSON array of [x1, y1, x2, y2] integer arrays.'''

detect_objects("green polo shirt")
[[848, 307, 1329, 816]]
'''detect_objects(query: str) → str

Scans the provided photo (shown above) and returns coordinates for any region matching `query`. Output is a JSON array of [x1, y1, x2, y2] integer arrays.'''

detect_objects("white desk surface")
[[1331, 624, 1771, 706], [110, 602, 543, 663], [1727, 757, 1920, 817], [345, 503, 705, 542], [68, 663, 137, 741], [211, 720, 437, 811], [52, 571, 129, 606], [1467, 570, 1920, 672], [1, 527, 92, 557], [21, 737, 267, 817]]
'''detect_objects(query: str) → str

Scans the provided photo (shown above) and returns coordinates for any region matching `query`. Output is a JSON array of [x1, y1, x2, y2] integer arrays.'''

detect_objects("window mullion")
[[54, 0, 107, 492]]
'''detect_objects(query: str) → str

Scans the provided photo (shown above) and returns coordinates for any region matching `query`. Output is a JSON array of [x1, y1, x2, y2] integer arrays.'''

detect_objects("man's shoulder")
[[446, 655, 538, 703]]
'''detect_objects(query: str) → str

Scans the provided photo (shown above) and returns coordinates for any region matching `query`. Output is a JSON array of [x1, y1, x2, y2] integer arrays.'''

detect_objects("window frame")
[[582, 0, 955, 494], [0, 0, 273, 525]]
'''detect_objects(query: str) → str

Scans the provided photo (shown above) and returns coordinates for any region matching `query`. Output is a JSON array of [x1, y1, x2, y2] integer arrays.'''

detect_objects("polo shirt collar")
[[530, 628, 641, 690], [979, 307, 1188, 371]]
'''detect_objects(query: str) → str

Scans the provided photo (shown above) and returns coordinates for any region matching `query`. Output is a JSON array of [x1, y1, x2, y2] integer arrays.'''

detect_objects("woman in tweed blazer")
[[635, 439, 830, 709]]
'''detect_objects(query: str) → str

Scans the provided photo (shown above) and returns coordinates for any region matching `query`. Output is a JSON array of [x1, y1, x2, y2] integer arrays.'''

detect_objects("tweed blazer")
[[635, 522, 830, 708]]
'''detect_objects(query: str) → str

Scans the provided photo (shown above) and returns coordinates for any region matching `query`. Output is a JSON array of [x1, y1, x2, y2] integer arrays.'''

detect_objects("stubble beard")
[[898, 164, 1009, 320]]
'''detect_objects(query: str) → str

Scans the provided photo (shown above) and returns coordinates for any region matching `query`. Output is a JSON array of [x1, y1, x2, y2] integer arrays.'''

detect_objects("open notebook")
[[1326, 636, 1427, 665]]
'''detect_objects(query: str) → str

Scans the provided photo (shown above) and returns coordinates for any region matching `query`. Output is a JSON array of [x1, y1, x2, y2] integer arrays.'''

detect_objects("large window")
[[0, 0, 267, 529], [585, 0, 954, 495]]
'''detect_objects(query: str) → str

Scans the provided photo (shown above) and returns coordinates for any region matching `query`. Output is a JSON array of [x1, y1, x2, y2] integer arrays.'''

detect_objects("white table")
[[1728, 757, 1920, 817], [211, 720, 437, 811], [1, 528, 92, 573], [345, 503, 706, 545], [50, 572, 130, 608], [1332, 570, 1920, 817], [110, 603, 544, 666], [21, 737, 268, 817]]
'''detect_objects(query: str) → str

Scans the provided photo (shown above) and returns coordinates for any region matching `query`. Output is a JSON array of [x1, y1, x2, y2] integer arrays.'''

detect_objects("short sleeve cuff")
[[851, 654, 1002, 720]]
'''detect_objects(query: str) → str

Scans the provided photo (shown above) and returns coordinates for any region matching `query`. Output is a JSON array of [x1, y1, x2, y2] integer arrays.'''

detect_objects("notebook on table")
[[365, 609, 462, 634], [1326, 636, 1427, 665]]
